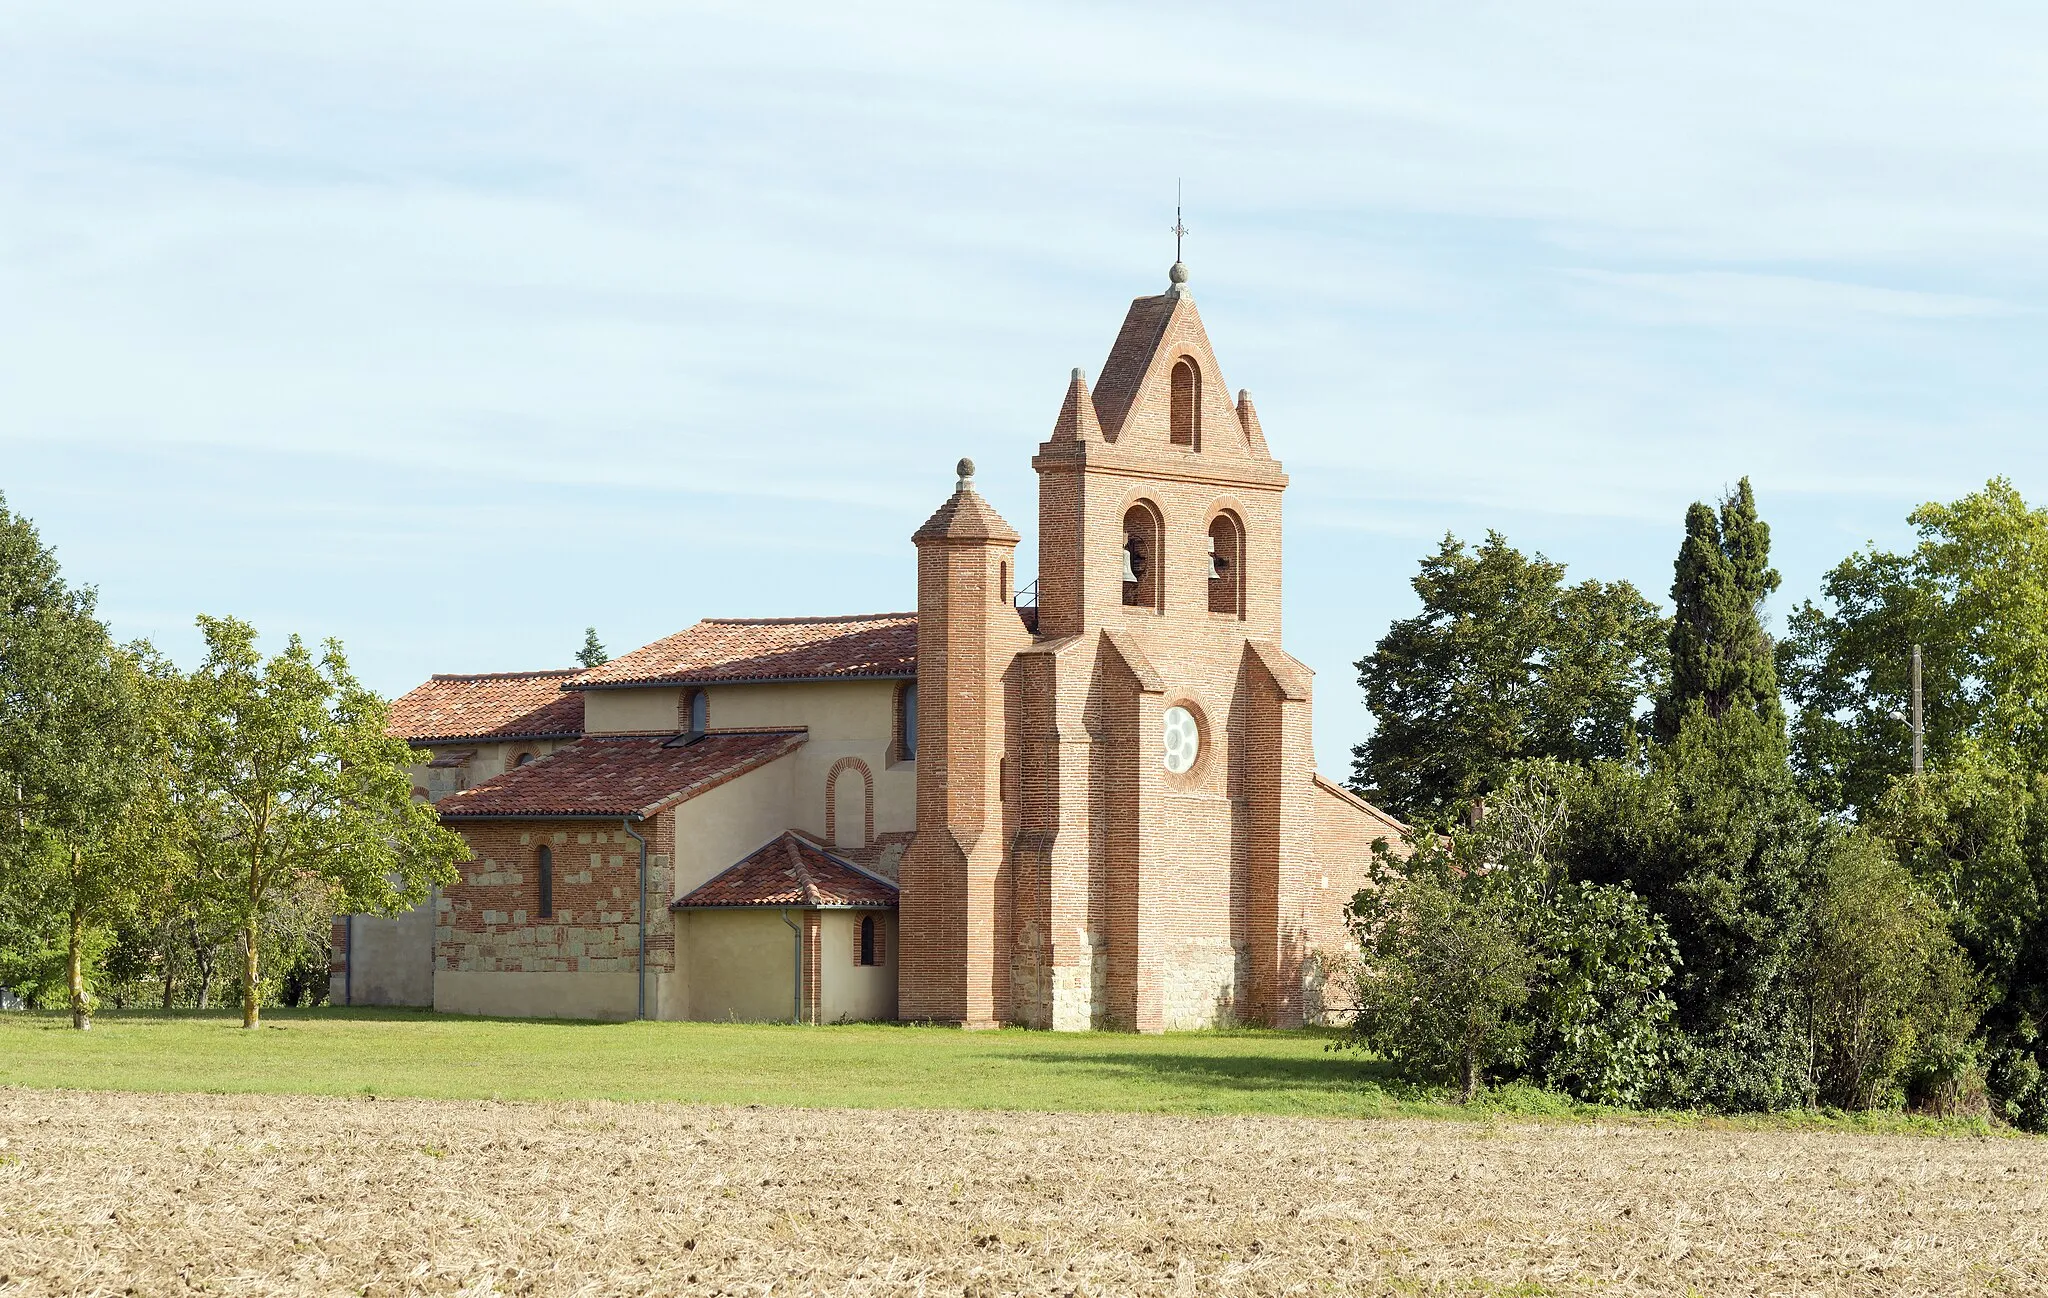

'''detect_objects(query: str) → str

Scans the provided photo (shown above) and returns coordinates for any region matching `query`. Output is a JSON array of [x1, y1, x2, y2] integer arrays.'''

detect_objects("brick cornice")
[[1030, 443, 1289, 491]]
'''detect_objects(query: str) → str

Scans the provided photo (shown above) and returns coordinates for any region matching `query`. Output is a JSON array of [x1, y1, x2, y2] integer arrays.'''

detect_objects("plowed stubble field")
[[1, 1088, 2042, 1297]]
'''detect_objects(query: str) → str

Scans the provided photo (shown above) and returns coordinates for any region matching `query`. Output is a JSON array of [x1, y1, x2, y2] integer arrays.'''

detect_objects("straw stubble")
[[0, 1087, 2042, 1295]]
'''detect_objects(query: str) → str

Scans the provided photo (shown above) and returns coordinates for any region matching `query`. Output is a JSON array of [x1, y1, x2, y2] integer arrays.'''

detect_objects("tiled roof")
[[386, 671, 585, 744], [571, 614, 917, 690], [437, 730, 805, 820], [675, 831, 899, 910]]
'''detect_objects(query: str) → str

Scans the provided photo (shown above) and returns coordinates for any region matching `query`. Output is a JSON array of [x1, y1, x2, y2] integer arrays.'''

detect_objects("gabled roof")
[[386, 671, 585, 745], [436, 730, 805, 820], [571, 614, 917, 690], [675, 831, 899, 910]]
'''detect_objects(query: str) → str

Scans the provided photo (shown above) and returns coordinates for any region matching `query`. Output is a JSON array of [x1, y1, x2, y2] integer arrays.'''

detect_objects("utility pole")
[[1911, 643, 1924, 777]]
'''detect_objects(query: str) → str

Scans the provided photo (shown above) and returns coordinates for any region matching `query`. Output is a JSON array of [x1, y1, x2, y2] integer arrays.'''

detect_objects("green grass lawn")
[[0, 1007, 2004, 1134]]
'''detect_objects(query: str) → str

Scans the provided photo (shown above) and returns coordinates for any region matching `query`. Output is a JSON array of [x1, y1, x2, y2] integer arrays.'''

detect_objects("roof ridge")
[[429, 669, 579, 682], [702, 613, 915, 626], [783, 838, 824, 907]]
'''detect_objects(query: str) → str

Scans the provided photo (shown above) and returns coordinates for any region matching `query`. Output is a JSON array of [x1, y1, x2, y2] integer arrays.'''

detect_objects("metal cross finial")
[[1172, 180, 1188, 261]]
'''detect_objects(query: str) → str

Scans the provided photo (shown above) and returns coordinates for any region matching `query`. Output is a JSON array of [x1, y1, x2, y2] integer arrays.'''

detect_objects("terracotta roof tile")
[[437, 730, 805, 820], [675, 831, 898, 910], [386, 671, 585, 744], [572, 614, 916, 690]]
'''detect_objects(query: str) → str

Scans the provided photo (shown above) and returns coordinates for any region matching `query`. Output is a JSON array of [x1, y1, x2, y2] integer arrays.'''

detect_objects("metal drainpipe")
[[780, 908, 802, 1024], [343, 912, 354, 1006], [621, 818, 649, 1021]]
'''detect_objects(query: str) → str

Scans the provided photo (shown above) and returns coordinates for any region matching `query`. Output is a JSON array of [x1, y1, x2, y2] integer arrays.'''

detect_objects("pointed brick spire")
[[1050, 367, 1101, 443], [1236, 388, 1271, 456]]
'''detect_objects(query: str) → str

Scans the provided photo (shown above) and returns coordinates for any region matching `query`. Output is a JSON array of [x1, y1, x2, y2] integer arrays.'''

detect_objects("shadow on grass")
[[1017, 1047, 1424, 1097]]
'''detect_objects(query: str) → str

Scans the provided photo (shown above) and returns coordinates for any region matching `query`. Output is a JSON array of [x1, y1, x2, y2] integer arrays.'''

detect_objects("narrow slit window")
[[900, 683, 918, 760], [537, 845, 554, 919], [859, 915, 880, 966]]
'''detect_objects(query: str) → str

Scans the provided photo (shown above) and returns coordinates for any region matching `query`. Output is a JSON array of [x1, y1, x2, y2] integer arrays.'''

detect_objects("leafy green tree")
[[1782, 478, 2048, 814], [1354, 763, 1679, 1106], [1868, 746, 2048, 1127], [1654, 477, 1783, 741], [177, 615, 468, 1028], [1801, 832, 1981, 1111], [1563, 707, 1821, 1111], [576, 627, 609, 668], [0, 495, 160, 1028], [1348, 866, 1536, 1102], [1352, 532, 1667, 823]]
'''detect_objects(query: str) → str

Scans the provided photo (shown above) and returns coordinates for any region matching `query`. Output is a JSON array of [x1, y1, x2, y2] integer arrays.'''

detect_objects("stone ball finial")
[[1168, 261, 1189, 285], [956, 457, 975, 487]]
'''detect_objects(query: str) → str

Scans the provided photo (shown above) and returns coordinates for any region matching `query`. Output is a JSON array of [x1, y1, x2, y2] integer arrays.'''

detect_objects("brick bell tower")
[[897, 458, 1030, 1027], [1012, 258, 1319, 1032], [901, 261, 1324, 1033]]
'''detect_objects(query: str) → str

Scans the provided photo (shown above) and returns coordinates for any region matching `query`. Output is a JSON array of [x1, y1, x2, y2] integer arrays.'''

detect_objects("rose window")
[[1162, 706, 1200, 774]]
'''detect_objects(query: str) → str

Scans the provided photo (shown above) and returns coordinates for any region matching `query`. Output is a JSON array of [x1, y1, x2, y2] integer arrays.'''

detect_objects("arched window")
[[1121, 503, 1162, 611], [899, 683, 918, 760], [686, 689, 709, 735], [1208, 512, 1245, 616], [1170, 357, 1200, 449], [858, 915, 882, 966], [537, 845, 554, 919], [514, 751, 535, 767]]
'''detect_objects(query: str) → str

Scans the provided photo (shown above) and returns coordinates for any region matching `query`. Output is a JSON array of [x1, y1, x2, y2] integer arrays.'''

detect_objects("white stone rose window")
[[1162, 705, 1200, 774]]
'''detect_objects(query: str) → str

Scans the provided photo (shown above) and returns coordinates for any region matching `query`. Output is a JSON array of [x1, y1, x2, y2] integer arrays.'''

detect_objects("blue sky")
[[5, 2, 2046, 776]]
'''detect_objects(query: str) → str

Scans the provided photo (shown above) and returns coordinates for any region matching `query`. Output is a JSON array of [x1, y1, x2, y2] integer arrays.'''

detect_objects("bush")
[[1802, 832, 1982, 1111], [1348, 763, 1677, 1106]]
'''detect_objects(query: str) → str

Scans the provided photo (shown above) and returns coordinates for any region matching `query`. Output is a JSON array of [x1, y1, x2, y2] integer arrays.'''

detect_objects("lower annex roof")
[[436, 730, 806, 821]]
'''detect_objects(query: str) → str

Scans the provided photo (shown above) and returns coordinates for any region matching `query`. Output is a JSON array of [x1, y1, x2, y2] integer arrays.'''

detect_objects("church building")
[[333, 262, 1405, 1030]]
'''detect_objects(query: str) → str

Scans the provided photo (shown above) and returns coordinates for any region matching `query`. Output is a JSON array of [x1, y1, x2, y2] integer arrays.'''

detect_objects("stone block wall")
[[438, 817, 675, 978]]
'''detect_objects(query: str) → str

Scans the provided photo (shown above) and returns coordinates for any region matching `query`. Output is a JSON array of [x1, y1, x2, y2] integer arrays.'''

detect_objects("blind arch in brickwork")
[[824, 755, 874, 849], [1170, 355, 1201, 449]]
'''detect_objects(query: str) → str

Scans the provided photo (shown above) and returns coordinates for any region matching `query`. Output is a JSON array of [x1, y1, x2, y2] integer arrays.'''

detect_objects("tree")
[[1352, 532, 1667, 823], [1801, 831, 1981, 1112], [576, 627, 609, 668], [1348, 866, 1536, 1102], [1353, 763, 1679, 1106], [1562, 707, 1821, 1111], [1782, 478, 2048, 814], [177, 615, 469, 1028], [1868, 746, 2048, 1127], [0, 494, 158, 1029], [1654, 477, 1783, 742]]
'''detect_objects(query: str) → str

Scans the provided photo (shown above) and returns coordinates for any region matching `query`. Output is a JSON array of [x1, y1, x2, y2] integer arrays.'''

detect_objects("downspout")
[[621, 818, 649, 1021], [344, 912, 354, 1006], [780, 908, 802, 1024]]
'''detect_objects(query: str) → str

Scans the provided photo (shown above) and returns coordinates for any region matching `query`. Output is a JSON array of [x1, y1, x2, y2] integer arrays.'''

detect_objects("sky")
[[5, 1, 2047, 777]]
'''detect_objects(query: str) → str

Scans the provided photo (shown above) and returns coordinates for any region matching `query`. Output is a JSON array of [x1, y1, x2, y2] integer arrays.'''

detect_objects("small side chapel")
[[335, 261, 1405, 1030]]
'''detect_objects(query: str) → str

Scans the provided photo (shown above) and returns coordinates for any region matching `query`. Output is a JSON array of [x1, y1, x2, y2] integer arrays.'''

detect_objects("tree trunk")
[[190, 916, 214, 1009], [241, 915, 262, 1029], [1461, 1050, 1480, 1104], [160, 929, 177, 1011], [68, 889, 91, 1032]]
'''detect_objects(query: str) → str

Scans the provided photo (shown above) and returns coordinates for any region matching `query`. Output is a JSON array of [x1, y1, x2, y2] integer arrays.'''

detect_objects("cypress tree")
[[1654, 478, 1783, 741]]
